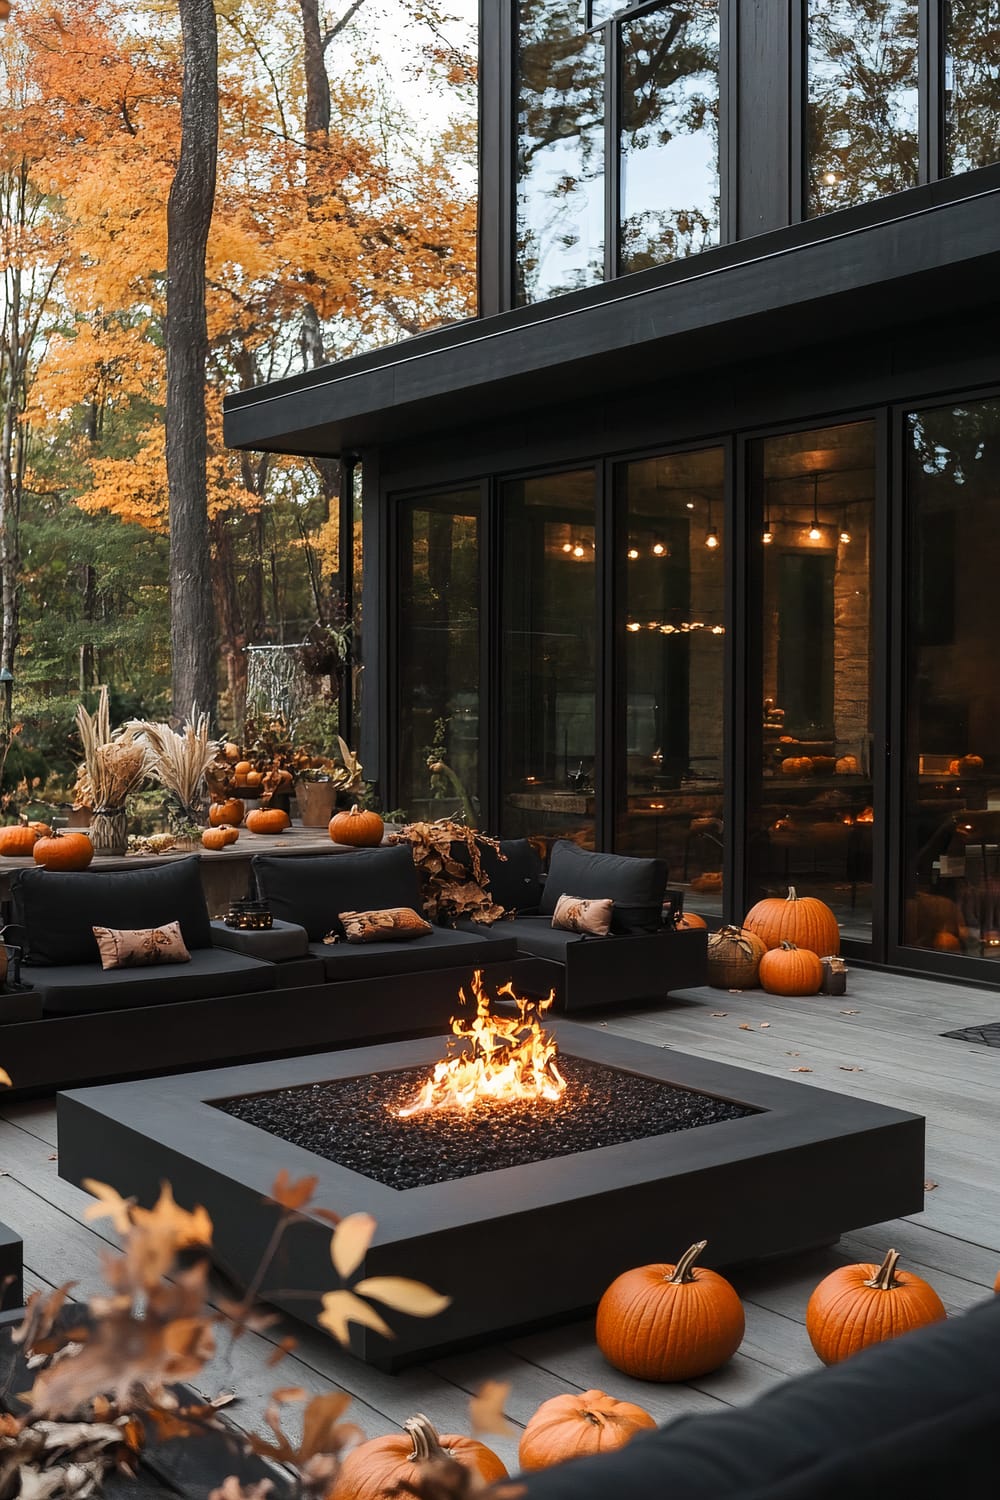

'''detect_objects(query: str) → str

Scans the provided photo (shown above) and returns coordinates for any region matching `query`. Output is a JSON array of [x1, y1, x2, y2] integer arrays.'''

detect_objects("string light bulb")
[[839, 507, 851, 545], [562, 542, 573, 553], [572, 543, 585, 558], [652, 537, 667, 557], [705, 527, 720, 549], [627, 546, 639, 560], [808, 474, 822, 541]]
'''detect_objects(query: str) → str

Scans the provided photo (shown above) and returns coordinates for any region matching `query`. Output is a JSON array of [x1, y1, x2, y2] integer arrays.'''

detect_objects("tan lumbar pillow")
[[92, 920, 192, 970], [339, 907, 433, 943], [551, 894, 614, 937]]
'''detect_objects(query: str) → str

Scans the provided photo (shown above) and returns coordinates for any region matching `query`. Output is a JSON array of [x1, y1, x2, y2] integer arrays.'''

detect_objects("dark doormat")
[[941, 1022, 1000, 1048]]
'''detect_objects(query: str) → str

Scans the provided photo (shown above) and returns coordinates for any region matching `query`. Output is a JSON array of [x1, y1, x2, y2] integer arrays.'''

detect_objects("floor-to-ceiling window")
[[397, 491, 480, 823], [748, 421, 876, 940], [944, 0, 1000, 175], [616, 446, 726, 913], [902, 396, 1000, 958], [500, 470, 598, 843]]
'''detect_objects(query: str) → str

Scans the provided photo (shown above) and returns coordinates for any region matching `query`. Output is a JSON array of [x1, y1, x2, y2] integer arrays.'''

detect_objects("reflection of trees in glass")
[[807, 0, 918, 217], [620, 1, 720, 273], [909, 402, 1000, 487], [516, 0, 605, 305], [945, 0, 1000, 173]]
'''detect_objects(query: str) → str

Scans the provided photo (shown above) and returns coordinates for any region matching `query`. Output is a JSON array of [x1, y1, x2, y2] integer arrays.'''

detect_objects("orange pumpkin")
[[32, 831, 94, 871], [0, 824, 40, 857], [781, 756, 812, 775], [994, 1268, 1000, 1294], [596, 1241, 745, 1382], [330, 1414, 506, 1500], [233, 761, 252, 777], [674, 911, 708, 931], [759, 941, 824, 996], [201, 826, 239, 850], [518, 1390, 656, 1471], [948, 758, 961, 776], [26, 821, 52, 837], [329, 804, 384, 847], [835, 754, 858, 774], [706, 925, 766, 988], [223, 742, 241, 762], [209, 798, 244, 827], [245, 807, 290, 835], [958, 753, 984, 774], [806, 1249, 946, 1365], [743, 885, 840, 955], [931, 929, 961, 951]]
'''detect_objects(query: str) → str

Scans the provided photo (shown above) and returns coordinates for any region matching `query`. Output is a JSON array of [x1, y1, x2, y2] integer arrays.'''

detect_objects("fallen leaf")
[[469, 1379, 516, 1436], [924, 1179, 939, 1192], [839, 1009, 859, 1015], [789, 1067, 813, 1073], [838, 1066, 864, 1072], [266, 1170, 318, 1212], [330, 1213, 376, 1280], [759, 1022, 770, 1029], [728, 988, 744, 994], [785, 1050, 800, 1056], [711, 1012, 728, 1018], [738, 1023, 753, 1031], [47, 1154, 57, 1162], [318, 1289, 393, 1344]]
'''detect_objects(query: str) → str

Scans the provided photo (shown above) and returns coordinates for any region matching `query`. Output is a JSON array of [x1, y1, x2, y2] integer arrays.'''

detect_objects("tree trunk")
[[0, 391, 21, 779], [166, 0, 219, 722]]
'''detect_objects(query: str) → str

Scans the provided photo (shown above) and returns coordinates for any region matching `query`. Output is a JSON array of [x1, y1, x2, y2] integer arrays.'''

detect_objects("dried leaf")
[[330, 1212, 376, 1280], [82, 1181, 135, 1236], [838, 1066, 864, 1072], [265, 1335, 298, 1367], [469, 1379, 516, 1436], [318, 1289, 393, 1344], [300, 1390, 353, 1460], [789, 1067, 813, 1073], [738, 1023, 753, 1031], [266, 1170, 318, 1212], [839, 1009, 859, 1015], [352, 1277, 451, 1319], [710, 1012, 728, 1017], [924, 1179, 939, 1192], [759, 1022, 770, 1029], [131, 1181, 212, 1249], [0, 1067, 11, 1088]]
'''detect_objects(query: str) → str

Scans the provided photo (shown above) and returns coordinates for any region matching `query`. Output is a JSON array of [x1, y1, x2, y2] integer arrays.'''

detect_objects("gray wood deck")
[[1, 967, 998, 1468]]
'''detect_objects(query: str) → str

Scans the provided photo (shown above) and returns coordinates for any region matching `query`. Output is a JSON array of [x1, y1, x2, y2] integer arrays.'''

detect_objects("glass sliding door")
[[902, 397, 1000, 959], [397, 491, 480, 824], [500, 470, 598, 844], [749, 421, 876, 939], [616, 447, 726, 914]]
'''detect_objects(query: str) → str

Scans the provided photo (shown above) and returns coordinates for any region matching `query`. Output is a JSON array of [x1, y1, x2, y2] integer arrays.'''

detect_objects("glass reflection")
[[944, 0, 1000, 175], [619, 0, 720, 274], [806, 0, 918, 217], [516, 0, 605, 305], [903, 398, 1000, 959]]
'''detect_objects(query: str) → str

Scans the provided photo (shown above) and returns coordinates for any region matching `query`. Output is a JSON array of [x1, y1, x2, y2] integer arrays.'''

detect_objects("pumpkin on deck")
[[329, 804, 384, 848], [330, 1414, 506, 1499], [759, 941, 824, 996], [518, 1390, 656, 1471], [596, 1240, 745, 1382], [806, 1249, 946, 1365], [245, 808, 290, 835], [32, 832, 94, 871], [201, 826, 239, 850], [706, 925, 766, 988], [743, 885, 840, 955]]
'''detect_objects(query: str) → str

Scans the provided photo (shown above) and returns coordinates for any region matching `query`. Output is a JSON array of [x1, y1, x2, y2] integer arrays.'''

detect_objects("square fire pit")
[[57, 1025, 924, 1370]]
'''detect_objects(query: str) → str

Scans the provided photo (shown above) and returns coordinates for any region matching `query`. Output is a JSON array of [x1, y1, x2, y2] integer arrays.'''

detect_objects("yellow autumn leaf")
[[0, 1068, 11, 1088], [318, 1290, 393, 1345], [352, 1277, 451, 1319], [330, 1212, 376, 1280], [469, 1380, 517, 1437], [82, 1179, 135, 1236]]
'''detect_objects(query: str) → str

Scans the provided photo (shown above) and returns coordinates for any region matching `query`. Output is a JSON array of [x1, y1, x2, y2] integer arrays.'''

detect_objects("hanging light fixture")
[[762, 486, 773, 545], [572, 542, 586, 558], [562, 541, 573, 554], [705, 498, 720, 549], [627, 545, 640, 561], [808, 475, 822, 541], [652, 534, 669, 557], [839, 506, 851, 545]]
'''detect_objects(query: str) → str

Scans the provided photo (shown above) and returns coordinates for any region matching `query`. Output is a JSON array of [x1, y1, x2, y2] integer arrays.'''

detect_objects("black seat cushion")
[[539, 842, 668, 934], [12, 857, 214, 967], [32, 948, 276, 1015], [309, 926, 518, 981], [489, 915, 590, 962], [253, 847, 422, 941]]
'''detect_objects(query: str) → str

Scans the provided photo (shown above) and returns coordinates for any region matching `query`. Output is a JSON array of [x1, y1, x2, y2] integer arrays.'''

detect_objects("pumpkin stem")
[[787, 886, 798, 901], [405, 1414, 449, 1463], [864, 1248, 902, 1291], [350, 803, 361, 814], [667, 1239, 708, 1284], [779, 940, 799, 950]]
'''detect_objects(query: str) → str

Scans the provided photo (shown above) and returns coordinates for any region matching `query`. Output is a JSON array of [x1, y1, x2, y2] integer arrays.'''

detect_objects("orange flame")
[[397, 969, 566, 1115]]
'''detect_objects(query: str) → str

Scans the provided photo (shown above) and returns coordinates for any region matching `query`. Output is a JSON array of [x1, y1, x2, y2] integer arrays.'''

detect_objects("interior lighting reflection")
[[627, 547, 640, 560], [562, 542, 573, 553], [705, 527, 720, 549], [572, 544, 586, 558]]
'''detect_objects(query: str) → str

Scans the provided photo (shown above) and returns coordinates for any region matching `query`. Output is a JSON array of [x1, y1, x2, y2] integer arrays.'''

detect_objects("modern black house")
[[224, 0, 1000, 981]]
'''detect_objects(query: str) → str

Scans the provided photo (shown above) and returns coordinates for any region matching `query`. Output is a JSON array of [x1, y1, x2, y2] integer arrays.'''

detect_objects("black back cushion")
[[447, 839, 544, 914], [539, 841, 667, 934], [253, 846, 422, 940], [12, 857, 213, 966]]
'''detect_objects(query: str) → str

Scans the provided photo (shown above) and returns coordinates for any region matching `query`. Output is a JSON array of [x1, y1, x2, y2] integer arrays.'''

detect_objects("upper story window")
[[515, 0, 721, 305], [944, 0, 1000, 174]]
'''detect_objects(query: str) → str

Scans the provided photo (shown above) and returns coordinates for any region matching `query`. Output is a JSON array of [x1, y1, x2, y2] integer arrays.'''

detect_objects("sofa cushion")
[[31, 948, 276, 1016], [253, 847, 422, 941], [310, 925, 518, 981], [480, 839, 544, 913], [210, 919, 310, 962], [93, 921, 191, 971], [491, 916, 590, 963], [12, 857, 214, 967], [539, 842, 667, 934], [341, 907, 433, 942], [551, 894, 614, 936]]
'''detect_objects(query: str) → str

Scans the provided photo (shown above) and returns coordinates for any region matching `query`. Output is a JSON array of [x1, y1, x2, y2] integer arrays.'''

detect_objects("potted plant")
[[296, 736, 365, 826]]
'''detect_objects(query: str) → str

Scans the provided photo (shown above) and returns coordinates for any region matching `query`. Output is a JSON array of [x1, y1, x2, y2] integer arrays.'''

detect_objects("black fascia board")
[[223, 179, 1000, 458]]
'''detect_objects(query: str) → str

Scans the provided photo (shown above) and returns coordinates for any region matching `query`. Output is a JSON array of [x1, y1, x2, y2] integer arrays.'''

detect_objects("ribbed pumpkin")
[[201, 826, 239, 850], [806, 1249, 946, 1365], [0, 824, 40, 857], [518, 1391, 656, 1471], [32, 831, 94, 871], [209, 798, 244, 827], [330, 1414, 506, 1499], [674, 911, 708, 931], [596, 1241, 745, 1382], [743, 886, 840, 955], [245, 807, 290, 835], [706, 925, 766, 988], [329, 804, 384, 847], [759, 941, 824, 996]]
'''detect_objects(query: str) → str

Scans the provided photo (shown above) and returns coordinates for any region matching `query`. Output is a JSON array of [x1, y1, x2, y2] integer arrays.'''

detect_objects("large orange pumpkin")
[[209, 798, 244, 827], [0, 824, 40, 857], [518, 1390, 656, 1471], [743, 885, 840, 955], [759, 941, 824, 996], [674, 911, 708, 931], [329, 804, 384, 847], [330, 1414, 506, 1499], [596, 1240, 745, 1382], [806, 1249, 946, 1365], [245, 807, 290, 835], [201, 826, 239, 850], [32, 831, 94, 871], [706, 925, 766, 988]]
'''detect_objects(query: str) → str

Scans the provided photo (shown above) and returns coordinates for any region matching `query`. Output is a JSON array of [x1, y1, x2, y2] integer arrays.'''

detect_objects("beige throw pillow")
[[92, 920, 192, 971], [551, 894, 614, 937], [339, 907, 433, 943]]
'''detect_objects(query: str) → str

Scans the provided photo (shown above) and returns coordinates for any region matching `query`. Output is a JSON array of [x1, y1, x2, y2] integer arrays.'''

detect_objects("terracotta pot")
[[294, 779, 340, 827]]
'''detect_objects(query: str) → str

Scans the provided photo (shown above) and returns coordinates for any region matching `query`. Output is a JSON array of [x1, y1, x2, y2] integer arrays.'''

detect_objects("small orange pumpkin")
[[0, 824, 41, 857], [209, 798, 244, 827], [330, 1414, 506, 1499], [674, 911, 708, 931], [835, 754, 858, 774], [806, 1249, 946, 1365], [201, 826, 239, 850], [931, 929, 961, 951], [223, 742, 241, 762], [32, 831, 94, 871], [596, 1240, 745, 1382], [518, 1390, 656, 1471], [26, 820, 52, 837], [958, 753, 984, 774], [759, 940, 824, 996], [706, 925, 766, 988], [329, 804, 384, 847], [233, 760, 252, 777], [743, 885, 840, 955], [245, 807, 290, 835], [993, 1267, 1000, 1294]]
